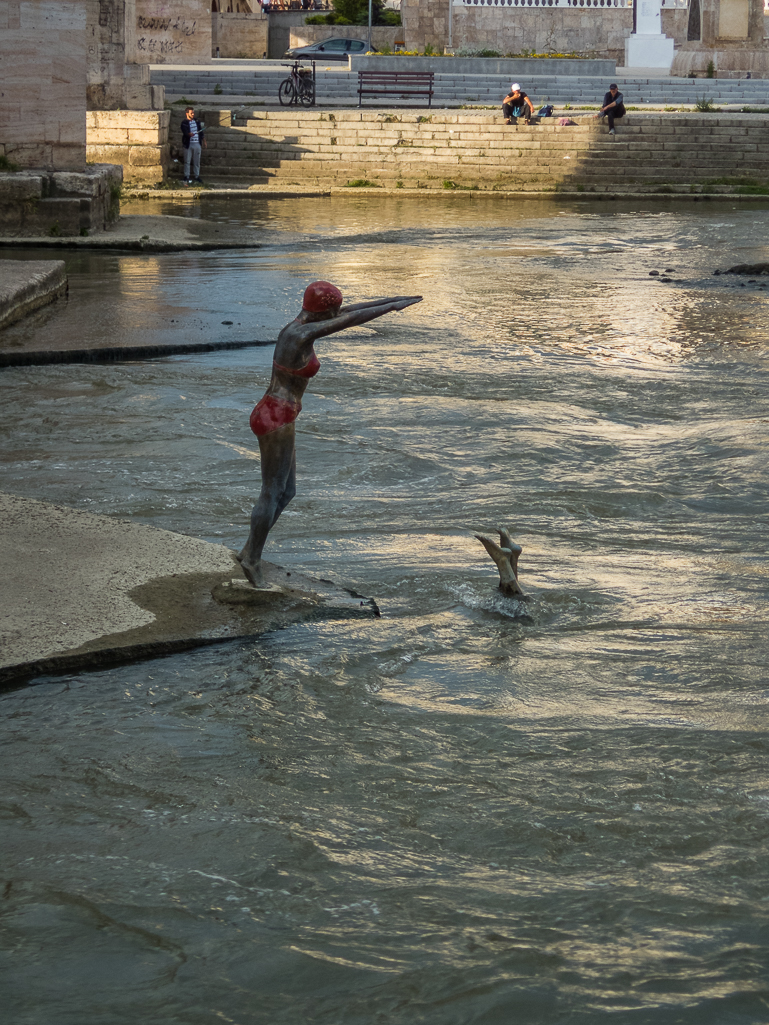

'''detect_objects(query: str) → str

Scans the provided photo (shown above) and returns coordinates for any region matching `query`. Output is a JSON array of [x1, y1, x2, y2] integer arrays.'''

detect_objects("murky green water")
[[1, 197, 769, 1024]]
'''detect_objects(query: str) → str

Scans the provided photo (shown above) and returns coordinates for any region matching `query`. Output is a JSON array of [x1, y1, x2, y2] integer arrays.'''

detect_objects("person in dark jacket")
[[181, 106, 206, 185], [502, 83, 535, 124], [598, 84, 626, 134]]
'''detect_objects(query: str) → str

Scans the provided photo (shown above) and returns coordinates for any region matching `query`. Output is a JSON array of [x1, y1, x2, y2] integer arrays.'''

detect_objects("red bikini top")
[[273, 352, 320, 379]]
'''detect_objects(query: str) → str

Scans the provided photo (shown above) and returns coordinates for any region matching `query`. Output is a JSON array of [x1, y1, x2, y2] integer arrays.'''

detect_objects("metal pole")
[[368, 0, 372, 52], [448, 0, 453, 51]]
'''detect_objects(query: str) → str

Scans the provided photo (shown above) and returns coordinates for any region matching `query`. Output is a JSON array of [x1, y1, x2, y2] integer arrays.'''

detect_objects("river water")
[[1, 196, 769, 1024]]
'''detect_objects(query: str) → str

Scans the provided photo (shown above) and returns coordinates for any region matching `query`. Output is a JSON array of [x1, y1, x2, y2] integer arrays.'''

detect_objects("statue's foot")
[[474, 532, 525, 597], [236, 552, 264, 588]]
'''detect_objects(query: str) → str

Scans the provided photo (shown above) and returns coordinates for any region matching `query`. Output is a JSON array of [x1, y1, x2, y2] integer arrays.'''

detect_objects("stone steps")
[[153, 66, 769, 107], [191, 110, 769, 191]]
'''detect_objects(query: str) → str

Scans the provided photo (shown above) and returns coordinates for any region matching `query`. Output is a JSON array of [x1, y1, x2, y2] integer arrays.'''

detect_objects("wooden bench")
[[357, 70, 434, 108]]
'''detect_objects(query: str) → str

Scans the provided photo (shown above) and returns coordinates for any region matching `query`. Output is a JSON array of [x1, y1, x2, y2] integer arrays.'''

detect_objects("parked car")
[[284, 38, 375, 62]]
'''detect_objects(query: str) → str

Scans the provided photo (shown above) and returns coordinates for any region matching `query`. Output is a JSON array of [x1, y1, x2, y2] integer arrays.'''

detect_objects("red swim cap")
[[302, 280, 343, 313]]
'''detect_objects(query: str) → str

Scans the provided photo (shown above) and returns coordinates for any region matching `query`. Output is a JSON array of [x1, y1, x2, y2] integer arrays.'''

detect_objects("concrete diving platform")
[[0, 493, 378, 689]]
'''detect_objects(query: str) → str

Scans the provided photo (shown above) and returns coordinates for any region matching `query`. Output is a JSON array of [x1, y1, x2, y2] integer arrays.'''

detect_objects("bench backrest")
[[357, 71, 434, 85]]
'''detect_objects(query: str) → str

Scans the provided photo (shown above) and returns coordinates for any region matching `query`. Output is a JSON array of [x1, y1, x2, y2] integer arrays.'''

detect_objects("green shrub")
[[0, 154, 19, 172], [706, 60, 715, 78], [331, 0, 387, 24], [344, 179, 380, 187], [695, 95, 716, 112]]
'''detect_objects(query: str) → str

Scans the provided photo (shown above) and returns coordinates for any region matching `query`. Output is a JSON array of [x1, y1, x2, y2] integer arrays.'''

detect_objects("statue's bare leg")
[[238, 426, 296, 586], [474, 532, 525, 596]]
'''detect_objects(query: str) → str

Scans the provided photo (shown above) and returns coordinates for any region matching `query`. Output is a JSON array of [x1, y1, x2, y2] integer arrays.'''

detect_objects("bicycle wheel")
[[299, 80, 315, 107], [278, 79, 296, 106]]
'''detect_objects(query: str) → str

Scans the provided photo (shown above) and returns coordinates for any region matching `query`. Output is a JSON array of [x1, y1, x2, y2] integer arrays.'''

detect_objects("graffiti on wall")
[[136, 15, 197, 56]]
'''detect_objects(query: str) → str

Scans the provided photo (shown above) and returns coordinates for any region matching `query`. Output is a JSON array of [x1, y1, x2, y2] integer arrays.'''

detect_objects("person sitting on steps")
[[502, 83, 535, 125], [597, 84, 626, 135]]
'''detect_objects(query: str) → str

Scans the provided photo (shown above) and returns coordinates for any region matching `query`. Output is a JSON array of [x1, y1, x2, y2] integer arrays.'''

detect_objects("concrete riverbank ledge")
[[0, 165, 122, 238], [0, 493, 378, 689], [0, 261, 67, 331], [0, 212, 265, 254]]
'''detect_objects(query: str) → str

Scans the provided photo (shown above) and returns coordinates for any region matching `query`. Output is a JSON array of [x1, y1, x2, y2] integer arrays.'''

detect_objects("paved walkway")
[[0, 493, 377, 689]]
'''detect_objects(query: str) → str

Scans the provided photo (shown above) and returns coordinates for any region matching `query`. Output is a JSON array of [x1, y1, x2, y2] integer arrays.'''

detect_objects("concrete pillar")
[[0, 0, 87, 170], [86, 0, 163, 109]]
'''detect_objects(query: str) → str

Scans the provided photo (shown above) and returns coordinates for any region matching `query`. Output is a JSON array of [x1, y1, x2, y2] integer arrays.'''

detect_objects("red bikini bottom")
[[250, 394, 301, 437]]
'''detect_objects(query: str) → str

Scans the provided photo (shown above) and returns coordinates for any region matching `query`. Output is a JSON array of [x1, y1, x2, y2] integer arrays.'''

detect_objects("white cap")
[[511, 83, 520, 91]]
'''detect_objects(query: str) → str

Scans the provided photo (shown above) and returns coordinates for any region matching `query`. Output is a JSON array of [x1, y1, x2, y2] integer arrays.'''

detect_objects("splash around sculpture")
[[237, 281, 423, 588]]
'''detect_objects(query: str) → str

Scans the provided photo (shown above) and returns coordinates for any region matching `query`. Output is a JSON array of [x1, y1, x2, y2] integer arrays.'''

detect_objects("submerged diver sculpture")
[[238, 281, 423, 587], [475, 528, 527, 598]]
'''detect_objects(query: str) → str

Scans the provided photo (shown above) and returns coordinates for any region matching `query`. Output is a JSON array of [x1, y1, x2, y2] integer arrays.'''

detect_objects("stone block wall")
[[128, 0, 212, 63], [0, 164, 122, 237], [402, 1, 634, 62], [213, 12, 269, 57], [0, 0, 87, 171], [86, 110, 171, 183]]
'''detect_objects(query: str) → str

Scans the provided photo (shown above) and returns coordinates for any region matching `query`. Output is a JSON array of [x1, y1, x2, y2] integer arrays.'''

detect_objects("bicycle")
[[278, 61, 315, 107]]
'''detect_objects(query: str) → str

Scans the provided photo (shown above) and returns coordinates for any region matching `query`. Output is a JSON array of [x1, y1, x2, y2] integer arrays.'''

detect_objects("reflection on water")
[[1, 197, 769, 1024]]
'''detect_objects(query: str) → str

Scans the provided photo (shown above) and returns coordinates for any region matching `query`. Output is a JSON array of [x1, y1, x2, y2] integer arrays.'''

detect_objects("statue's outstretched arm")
[[307, 296, 422, 341], [342, 296, 422, 313]]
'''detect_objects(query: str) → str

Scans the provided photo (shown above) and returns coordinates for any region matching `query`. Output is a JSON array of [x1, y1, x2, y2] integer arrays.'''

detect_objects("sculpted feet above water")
[[474, 528, 526, 597], [236, 549, 265, 588]]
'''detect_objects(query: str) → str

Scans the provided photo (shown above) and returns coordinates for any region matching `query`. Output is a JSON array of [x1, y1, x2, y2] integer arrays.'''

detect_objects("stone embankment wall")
[[213, 12, 268, 58], [400, 0, 763, 66], [0, 165, 122, 237], [128, 0, 212, 63], [86, 111, 171, 184], [402, 0, 635, 61], [202, 109, 769, 192], [0, 0, 87, 171]]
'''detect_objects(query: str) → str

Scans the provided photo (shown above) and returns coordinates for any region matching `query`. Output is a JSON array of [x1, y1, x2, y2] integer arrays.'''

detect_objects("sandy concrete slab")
[[0, 213, 264, 252], [0, 493, 377, 688], [0, 260, 67, 330]]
